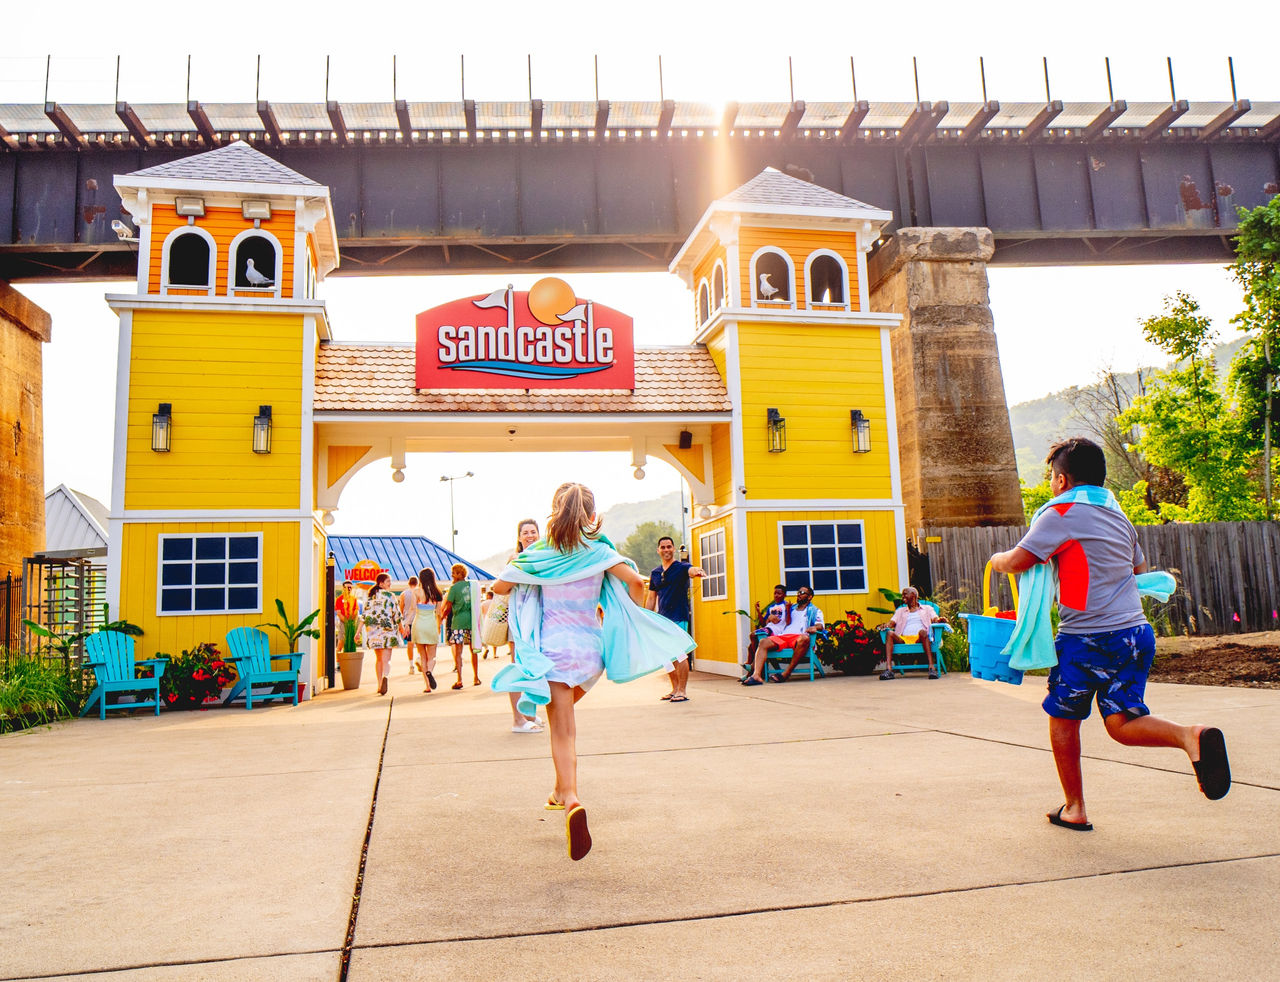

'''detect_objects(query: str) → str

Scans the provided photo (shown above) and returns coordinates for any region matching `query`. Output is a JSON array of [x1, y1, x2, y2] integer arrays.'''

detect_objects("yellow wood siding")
[[690, 515, 737, 664], [117, 520, 301, 656], [327, 446, 371, 488], [150, 204, 295, 299], [745, 509, 900, 626], [124, 310, 304, 510], [737, 321, 891, 500], [737, 226, 861, 310], [711, 423, 733, 505]]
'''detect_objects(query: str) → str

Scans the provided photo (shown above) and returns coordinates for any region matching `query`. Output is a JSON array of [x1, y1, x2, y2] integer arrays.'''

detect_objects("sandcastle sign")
[[415, 276, 635, 389]]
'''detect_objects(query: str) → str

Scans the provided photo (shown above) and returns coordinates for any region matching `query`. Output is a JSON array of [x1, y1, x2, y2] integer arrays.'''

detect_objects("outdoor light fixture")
[[767, 408, 786, 453], [175, 196, 205, 217], [242, 199, 272, 221], [678, 429, 693, 450], [850, 409, 872, 453], [440, 471, 475, 553], [252, 405, 272, 454], [151, 403, 172, 452]]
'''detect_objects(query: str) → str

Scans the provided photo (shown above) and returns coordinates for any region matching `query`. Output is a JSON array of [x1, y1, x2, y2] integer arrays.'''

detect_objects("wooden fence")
[[919, 521, 1280, 636]]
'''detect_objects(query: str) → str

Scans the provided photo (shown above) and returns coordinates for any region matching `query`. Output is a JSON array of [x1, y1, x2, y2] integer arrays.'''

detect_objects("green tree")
[[1020, 480, 1052, 523], [619, 520, 679, 571], [1118, 292, 1264, 522]]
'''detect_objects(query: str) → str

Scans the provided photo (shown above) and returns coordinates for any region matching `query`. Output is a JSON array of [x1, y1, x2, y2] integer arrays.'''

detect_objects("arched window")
[[750, 247, 793, 307], [228, 229, 283, 297], [160, 225, 216, 295], [697, 281, 710, 324], [806, 251, 848, 307], [712, 262, 726, 309]]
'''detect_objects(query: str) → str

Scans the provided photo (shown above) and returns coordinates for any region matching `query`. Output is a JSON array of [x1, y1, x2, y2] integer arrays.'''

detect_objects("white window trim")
[[748, 246, 796, 310], [711, 259, 727, 310], [804, 248, 851, 311], [697, 279, 711, 325], [776, 519, 868, 596], [156, 531, 264, 616], [159, 225, 217, 297], [698, 528, 728, 601], [227, 227, 284, 299]]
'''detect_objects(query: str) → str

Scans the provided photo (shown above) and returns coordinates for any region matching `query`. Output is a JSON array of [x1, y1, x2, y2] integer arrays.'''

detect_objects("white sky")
[[5, 0, 1270, 560]]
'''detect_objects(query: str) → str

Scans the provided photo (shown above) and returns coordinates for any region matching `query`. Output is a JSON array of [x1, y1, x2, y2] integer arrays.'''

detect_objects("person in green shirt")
[[441, 562, 478, 689]]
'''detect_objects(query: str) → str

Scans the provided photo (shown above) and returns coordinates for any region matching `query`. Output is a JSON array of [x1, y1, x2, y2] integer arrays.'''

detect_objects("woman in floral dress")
[[362, 572, 403, 695]]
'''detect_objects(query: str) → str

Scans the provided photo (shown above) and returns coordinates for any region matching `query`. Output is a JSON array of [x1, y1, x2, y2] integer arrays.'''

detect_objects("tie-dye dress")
[[540, 571, 605, 689]]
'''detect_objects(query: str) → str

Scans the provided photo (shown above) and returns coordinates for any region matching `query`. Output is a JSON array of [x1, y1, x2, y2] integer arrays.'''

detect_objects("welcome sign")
[[415, 277, 635, 390]]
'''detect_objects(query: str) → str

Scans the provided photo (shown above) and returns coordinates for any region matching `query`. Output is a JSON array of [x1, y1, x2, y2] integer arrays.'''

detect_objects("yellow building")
[[102, 147, 901, 687], [106, 143, 339, 681], [669, 168, 903, 669]]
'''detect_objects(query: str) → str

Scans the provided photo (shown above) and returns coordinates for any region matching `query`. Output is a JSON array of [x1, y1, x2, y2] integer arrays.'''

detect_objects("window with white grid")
[[158, 533, 262, 615], [698, 528, 727, 600], [777, 521, 866, 595]]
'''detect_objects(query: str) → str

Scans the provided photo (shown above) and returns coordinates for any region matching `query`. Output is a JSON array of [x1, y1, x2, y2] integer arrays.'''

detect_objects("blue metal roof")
[[327, 535, 495, 583]]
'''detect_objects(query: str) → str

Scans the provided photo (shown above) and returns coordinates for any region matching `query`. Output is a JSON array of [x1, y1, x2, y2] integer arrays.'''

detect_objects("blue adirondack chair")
[[879, 600, 952, 676], [744, 629, 829, 681], [223, 627, 302, 709], [80, 632, 168, 720]]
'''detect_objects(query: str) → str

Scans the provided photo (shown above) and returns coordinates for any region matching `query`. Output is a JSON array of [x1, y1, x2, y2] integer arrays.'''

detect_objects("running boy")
[[990, 437, 1230, 831]]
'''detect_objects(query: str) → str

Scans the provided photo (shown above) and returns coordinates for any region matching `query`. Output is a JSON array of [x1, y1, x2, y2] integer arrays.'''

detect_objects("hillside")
[[1010, 335, 1250, 484], [475, 490, 684, 574]]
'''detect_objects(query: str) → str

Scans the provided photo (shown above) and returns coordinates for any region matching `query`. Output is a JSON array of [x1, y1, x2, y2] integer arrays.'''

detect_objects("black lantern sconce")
[[850, 409, 872, 453], [767, 407, 787, 453], [151, 403, 172, 452], [252, 405, 273, 454]]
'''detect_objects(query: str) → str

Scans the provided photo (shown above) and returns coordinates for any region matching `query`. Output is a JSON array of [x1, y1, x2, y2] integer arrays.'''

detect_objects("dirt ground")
[[1152, 631, 1280, 688]]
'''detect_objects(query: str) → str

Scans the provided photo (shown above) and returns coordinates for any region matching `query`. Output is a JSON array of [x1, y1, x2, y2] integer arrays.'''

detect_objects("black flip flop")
[[1047, 805, 1093, 832], [1193, 727, 1231, 800], [566, 805, 592, 861], [742, 678, 763, 687]]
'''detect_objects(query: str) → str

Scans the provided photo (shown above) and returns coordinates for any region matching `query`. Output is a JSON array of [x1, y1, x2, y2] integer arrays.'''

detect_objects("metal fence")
[[919, 522, 1280, 636], [1, 570, 21, 652]]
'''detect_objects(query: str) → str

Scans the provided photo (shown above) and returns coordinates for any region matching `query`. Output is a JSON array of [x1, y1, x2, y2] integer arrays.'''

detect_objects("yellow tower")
[[106, 142, 338, 691], [671, 168, 904, 670]]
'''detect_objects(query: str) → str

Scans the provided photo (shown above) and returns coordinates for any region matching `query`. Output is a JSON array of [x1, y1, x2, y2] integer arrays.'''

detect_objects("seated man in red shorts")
[[742, 585, 823, 685]]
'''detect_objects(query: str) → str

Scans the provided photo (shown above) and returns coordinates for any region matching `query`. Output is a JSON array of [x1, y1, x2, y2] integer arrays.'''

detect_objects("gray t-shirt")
[[1016, 496, 1147, 634]]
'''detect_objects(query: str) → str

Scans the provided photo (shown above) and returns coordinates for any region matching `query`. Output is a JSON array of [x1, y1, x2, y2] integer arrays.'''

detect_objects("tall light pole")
[[440, 471, 474, 554]]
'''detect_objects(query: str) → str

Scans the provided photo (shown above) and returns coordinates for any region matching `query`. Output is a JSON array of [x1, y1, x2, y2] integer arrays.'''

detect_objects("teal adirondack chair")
[[745, 629, 829, 681], [81, 632, 168, 720], [223, 627, 302, 709], [879, 600, 952, 676]]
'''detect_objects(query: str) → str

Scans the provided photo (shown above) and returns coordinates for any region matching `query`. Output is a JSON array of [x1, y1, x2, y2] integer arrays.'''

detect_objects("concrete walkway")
[[3, 657, 1278, 981]]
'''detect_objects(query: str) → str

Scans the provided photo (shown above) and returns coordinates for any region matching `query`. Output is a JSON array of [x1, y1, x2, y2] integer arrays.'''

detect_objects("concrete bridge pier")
[[869, 227, 1023, 533], [0, 282, 51, 578]]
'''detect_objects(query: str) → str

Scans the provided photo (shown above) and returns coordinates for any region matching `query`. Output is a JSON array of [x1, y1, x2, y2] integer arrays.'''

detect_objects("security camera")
[[111, 220, 136, 242]]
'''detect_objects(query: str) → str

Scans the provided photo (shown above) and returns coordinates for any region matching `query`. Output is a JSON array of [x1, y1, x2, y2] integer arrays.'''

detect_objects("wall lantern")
[[151, 403, 172, 452], [767, 407, 787, 453], [174, 196, 205, 218], [850, 409, 872, 453], [252, 405, 272, 454], [242, 199, 272, 221]]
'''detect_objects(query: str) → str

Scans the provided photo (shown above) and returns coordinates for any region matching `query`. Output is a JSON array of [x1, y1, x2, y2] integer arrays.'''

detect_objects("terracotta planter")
[[337, 651, 364, 690]]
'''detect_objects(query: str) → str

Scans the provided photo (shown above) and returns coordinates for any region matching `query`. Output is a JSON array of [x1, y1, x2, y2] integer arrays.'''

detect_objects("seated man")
[[743, 584, 824, 685], [743, 583, 790, 671], [877, 586, 946, 680]]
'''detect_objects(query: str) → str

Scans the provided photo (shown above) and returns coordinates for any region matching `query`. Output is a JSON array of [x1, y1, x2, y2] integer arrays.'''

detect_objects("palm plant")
[[258, 599, 322, 651]]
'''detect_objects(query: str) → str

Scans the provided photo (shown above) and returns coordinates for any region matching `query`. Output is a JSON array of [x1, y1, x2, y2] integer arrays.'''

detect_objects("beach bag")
[[480, 596, 510, 647]]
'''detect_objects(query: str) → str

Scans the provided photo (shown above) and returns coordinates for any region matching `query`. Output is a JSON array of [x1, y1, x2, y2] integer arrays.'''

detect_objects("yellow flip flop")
[[544, 795, 565, 811], [566, 804, 591, 861]]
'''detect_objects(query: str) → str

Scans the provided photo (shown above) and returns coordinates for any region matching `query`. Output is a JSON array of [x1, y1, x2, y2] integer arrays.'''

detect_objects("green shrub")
[[0, 654, 77, 733]]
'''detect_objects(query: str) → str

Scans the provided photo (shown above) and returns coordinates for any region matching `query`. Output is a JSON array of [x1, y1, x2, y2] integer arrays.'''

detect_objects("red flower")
[[166, 693, 177, 703]]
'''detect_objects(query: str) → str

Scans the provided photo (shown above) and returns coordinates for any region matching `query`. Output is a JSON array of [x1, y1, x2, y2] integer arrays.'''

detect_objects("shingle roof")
[[720, 166, 882, 212], [314, 344, 732, 414], [328, 535, 494, 583], [124, 139, 320, 187]]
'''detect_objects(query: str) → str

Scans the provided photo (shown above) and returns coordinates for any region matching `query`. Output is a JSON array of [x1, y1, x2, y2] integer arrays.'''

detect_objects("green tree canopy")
[[619, 520, 680, 571]]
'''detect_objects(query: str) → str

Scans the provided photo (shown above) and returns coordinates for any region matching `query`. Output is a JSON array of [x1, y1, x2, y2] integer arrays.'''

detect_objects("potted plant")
[[149, 642, 234, 710], [257, 599, 323, 698], [337, 616, 364, 690]]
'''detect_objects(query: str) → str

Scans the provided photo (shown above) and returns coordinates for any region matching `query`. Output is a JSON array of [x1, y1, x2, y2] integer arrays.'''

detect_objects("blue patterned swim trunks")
[[1043, 623, 1155, 720]]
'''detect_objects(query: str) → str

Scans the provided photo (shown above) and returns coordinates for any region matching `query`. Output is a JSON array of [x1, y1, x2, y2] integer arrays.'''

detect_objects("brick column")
[[0, 282, 52, 578], [869, 228, 1023, 532]]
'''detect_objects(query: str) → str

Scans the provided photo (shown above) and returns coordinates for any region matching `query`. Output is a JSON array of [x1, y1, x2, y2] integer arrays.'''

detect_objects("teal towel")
[[490, 534, 695, 717], [1002, 486, 1175, 671]]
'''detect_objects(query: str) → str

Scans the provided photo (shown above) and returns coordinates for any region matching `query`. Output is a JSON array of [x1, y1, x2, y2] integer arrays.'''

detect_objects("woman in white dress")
[[361, 572, 403, 696]]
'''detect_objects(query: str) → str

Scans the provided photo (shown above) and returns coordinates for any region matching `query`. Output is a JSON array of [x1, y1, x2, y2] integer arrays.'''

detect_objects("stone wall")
[[0, 282, 51, 578], [869, 228, 1023, 532]]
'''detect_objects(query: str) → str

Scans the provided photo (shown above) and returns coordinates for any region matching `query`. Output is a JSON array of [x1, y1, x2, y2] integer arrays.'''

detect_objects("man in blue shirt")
[[645, 536, 704, 703]]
